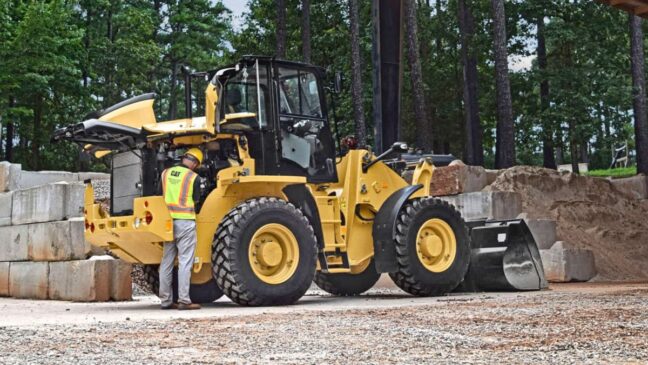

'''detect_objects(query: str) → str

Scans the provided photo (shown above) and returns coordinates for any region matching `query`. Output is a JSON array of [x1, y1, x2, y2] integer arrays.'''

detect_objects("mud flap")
[[457, 219, 548, 292]]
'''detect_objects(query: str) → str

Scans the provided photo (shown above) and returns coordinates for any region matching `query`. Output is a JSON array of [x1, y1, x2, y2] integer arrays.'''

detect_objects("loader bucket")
[[457, 219, 548, 292]]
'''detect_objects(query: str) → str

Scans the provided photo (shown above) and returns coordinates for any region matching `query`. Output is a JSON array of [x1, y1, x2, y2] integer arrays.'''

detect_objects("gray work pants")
[[160, 219, 197, 306]]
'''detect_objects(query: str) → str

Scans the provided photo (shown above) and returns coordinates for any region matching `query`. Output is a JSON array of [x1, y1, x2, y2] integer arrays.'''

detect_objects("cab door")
[[274, 65, 337, 183]]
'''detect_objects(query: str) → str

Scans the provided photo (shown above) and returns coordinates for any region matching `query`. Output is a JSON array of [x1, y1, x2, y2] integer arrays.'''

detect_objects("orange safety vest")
[[162, 165, 198, 220]]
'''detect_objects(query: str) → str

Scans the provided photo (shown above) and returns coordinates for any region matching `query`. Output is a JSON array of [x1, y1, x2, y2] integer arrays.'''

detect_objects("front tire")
[[389, 198, 470, 296], [314, 260, 381, 296], [212, 197, 318, 306]]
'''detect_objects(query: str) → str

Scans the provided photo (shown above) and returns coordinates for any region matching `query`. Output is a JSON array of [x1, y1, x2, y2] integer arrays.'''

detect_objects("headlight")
[[134, 218, 141, 229]]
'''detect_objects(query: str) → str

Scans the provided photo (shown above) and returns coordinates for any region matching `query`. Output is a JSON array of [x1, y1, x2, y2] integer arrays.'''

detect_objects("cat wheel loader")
[[54, 56, 546, 306]]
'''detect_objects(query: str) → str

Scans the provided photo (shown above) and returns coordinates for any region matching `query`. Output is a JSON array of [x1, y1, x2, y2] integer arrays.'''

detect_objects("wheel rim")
[[415, 218, 457, 273], [248, 223, 300, 285]]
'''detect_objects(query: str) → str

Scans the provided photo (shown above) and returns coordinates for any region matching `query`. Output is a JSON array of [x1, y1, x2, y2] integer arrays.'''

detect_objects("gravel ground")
[[0, 284, 646, 364]]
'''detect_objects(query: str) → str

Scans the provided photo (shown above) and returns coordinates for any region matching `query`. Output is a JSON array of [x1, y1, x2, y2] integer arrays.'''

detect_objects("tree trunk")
[[435, 0, 442, 56], [569, 123, 579, 175], [458, 0, 483, 166], [349, 0, 366, 147], [537, 16, 556, 169], [405, 0, 433, 152], [630, 14, 648, 174], [301, 0, 311, 63], [5, 97, 14, 162], [277, 0, 287, 58], [31, 98, 43, 170], [490, 0, 515, 168]]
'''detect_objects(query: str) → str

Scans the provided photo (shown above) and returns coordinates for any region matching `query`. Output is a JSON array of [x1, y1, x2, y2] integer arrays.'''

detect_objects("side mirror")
[[391, 142, 408, 153], [334, 71, 343, 94]]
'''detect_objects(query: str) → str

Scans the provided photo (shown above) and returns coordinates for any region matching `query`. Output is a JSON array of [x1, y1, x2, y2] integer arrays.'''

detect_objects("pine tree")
[[491, 0, 515, 168], [349, 0, 366, 147]]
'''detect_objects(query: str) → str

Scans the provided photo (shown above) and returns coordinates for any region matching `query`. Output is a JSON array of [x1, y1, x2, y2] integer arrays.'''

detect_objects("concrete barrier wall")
[[0, 164, 127, 302]]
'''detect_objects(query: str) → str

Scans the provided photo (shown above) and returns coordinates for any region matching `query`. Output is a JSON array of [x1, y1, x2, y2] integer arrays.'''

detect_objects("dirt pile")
[[486, 166, 648, 282]]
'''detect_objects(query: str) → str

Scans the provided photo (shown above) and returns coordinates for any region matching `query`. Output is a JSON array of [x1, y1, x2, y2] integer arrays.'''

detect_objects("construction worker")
[[159, 148, 204, 310]]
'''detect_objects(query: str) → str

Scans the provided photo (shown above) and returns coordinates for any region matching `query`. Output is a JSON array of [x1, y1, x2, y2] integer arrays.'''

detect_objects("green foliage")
[[586, 166, 637, 178], [0, 0, 643, 174]]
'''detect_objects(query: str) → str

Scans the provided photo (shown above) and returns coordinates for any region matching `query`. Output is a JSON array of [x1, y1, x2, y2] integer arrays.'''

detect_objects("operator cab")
[[215, 57, 337, 184]]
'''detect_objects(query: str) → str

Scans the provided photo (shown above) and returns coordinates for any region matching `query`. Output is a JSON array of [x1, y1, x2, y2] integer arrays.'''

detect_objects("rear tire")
[[313, 260, 381, 296], [212, 197, 317, 306], [389, 198, 470, 296], [142, 265, 223, 304]]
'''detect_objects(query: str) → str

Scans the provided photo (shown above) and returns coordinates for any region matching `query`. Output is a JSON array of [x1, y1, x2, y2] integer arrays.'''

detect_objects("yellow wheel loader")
[[54, 57, 546, 306]]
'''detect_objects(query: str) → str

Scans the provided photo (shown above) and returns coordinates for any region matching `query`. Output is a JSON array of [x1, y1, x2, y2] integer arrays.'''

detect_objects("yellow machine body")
[[62, 57, 545, 303], [83, 132, 433, 284]]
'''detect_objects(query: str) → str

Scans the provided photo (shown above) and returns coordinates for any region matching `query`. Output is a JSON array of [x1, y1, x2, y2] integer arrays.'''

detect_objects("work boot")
[[161, 303, 178, 310], [178, 303, 201, 310]]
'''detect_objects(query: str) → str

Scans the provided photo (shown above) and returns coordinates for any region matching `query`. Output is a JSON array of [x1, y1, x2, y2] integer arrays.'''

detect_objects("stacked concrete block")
[[11, 183, 67, 225], [9, 261, 50, 299], [0, 161, 21, 192], [540, 241, 597, 282], [0, 192, 12, 226], [0, 166, 130, 302], [11, 182, 87, 225], [109, 259, 133, 301], [0, 225, 29, 261], [49, 260, 112, 302], [77, 172, 110, 182], [518, 213, 558, 250], [0, 262, 9, 296], [439, 191, 522, 220], [17, 170, 77, 190], [28, 220, 90, 261]]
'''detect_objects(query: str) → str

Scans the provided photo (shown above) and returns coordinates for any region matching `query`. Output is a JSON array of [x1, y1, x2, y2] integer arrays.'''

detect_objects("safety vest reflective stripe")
[[178, 172, 193, 206], [167, 204, 195, 212]]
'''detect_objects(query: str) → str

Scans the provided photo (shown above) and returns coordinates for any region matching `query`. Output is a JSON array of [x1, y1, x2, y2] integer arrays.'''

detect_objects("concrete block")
[[17, 170, 77, 190], [485, 169, 500, 186], [524, 218, 557, 250], [69, 217, 92, 257], [77, 172, 110, 182], [610, 175, 648, 200], [429, 165, 489, 196], [540, 241, 597, 282], [11, 183, 66, 224], [0, 224, 29, 261], [61, 182, 85, 218], [439, 191, 522, 220], [110, 259, 132, 301], [28, 220, 90, 261], [0, 161, 21, 192], [0, 262, 9, 296], [0, 192, 12, 226], [48, 260, 111, 302], [9, 261, 49, 299]]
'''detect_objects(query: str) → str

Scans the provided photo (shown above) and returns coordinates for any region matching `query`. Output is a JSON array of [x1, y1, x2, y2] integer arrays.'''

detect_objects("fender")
[[372, 184, 423, 273]]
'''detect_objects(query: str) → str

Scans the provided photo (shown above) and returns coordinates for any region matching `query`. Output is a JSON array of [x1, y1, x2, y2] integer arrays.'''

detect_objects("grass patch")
[[586, 166, 637, 178]]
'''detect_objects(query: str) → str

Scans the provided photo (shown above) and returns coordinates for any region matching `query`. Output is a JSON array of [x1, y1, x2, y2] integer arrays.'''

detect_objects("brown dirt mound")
[[486, 166, 648, 282]]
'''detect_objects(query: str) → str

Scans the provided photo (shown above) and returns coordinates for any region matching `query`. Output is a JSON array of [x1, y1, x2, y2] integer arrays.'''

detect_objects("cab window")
[[222, 64, 269, 128]]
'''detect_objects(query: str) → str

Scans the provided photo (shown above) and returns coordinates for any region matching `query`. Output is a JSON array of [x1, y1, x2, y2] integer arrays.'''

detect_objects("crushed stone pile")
[[486, 166, 648, 282]]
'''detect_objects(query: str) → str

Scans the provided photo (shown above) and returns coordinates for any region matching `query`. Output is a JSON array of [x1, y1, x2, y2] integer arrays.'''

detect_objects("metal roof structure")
[[599, 0, 648, 18]]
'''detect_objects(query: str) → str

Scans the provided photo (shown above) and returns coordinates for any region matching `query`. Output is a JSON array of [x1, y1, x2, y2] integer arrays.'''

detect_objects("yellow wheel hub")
[[416, 218, 457, 273], [248, 223, 299, 285]]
